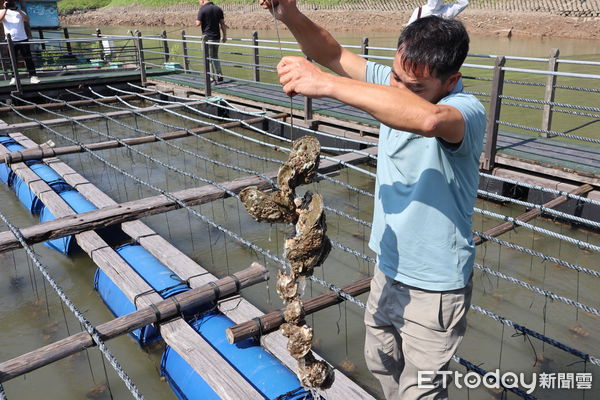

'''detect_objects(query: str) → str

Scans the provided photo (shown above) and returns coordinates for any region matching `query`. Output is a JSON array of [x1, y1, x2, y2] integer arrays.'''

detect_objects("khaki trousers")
[[364, 267, 472, 400]]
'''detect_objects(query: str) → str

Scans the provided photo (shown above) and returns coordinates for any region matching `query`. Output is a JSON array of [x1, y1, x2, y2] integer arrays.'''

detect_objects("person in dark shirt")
[[195, 0, 227, 83]]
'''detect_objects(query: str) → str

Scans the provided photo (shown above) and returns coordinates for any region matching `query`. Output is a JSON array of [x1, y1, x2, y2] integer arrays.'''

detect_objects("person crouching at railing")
[[1, 0, 39, 84]]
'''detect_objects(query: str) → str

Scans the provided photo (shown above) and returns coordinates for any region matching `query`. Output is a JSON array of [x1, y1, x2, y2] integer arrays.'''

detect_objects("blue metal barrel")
[[161, 311, 315, 400], [94, 244, 190, 345]]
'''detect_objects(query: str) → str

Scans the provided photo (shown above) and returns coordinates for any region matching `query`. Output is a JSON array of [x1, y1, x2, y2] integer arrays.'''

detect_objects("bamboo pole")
[[0, 262, 268, 383], [226, 277, 371, 344], [0, 146, 378, 253], [2, 113, 287, 165]]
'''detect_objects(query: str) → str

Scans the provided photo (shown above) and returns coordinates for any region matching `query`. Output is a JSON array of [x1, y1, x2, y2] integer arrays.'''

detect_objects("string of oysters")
[[240, 136, 334, 390]]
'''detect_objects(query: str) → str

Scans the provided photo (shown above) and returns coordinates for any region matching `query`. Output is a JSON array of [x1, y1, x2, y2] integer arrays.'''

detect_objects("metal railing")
[[2, 28, 599, 175]]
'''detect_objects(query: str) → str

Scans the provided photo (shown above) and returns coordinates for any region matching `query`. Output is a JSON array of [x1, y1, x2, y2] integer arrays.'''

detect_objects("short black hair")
[[397, 16, 469, 81]]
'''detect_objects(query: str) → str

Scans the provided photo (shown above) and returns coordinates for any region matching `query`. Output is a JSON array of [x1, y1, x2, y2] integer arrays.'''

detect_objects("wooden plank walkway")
[[2, 132, 374, 399], [150, 73, 600, 179]]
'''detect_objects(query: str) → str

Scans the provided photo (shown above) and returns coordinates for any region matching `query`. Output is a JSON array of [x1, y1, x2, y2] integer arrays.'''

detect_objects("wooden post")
[[203, 36, 212, 97], [0, 263, 269, 383], [541, 48, 560, 137], [62, 27, 72, 56], [252, 31, 260, 82], [482, 56, 506, 171], [161, 30, 170, 64], [304, 56, 313, 123], [134, 31, 147, 86], [38, 29, 46, 50], [226, 277, 371, 344], [181, 30, 189, 73], [95, 28, 102, 60], [6, 34, 23, 94], [361, 36, 369, 57], [0, 39, 10, 80]]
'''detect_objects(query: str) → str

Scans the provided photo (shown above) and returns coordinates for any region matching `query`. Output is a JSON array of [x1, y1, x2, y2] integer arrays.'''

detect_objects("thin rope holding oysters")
[[267, 0, 296, 139]]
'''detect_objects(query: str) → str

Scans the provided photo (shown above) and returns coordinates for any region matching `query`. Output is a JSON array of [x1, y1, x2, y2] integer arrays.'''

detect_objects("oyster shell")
[[276, 270, 299, 302], [283, 299, 305, 325], [239, 186, 296, 224], [281, 323, 313, 359], [298, 352, 335, 390], [285, 193, 330, 276], [285, 136, 320, 187]]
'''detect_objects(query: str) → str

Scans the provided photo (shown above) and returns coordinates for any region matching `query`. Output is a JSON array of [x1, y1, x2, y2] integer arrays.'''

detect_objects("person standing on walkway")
[[259, 0, 485, 399], [408, 0, 469, 25], [195, 0, 227, 83], [1, 0, 39, 84]]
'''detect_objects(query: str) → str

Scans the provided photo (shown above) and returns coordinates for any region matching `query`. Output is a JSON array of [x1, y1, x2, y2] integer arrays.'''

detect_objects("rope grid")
[[474, 231, 600, 279], [474, 207, 600, 253], [469, 305, 600, 367], [74, 87, 375, 198], [105, 84, 377, 177], [2, 96, 361, 315], [479, 172, 600, 207], [477, 189, 600, 229], [0, 209, 144, 400], [475, 263, 600, 317], [42, 90, 377, 242]]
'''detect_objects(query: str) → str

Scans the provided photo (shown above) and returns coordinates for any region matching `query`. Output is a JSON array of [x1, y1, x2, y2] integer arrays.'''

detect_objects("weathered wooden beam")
[[0, 147, 377, 253], [2, 113, 287, 165], [0, 93, 153, 113], [226, 277, 371, 344], [0, 262, 268, 383], [473, 184, 593, 245], [0, 100, 204, 134]]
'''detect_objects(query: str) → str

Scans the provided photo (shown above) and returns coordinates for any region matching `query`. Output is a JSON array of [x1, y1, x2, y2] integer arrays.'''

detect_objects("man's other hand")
[[277, 56, 331, 98]]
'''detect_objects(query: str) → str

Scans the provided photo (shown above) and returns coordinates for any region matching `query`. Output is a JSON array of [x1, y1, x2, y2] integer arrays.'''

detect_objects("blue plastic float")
[[94, 244, 190, 344], [161, 312, 315, 400], [39, 190, 98, 253]]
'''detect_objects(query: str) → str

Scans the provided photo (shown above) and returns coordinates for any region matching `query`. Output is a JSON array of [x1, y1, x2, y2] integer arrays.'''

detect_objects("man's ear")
[[444, 72, 462, 92]]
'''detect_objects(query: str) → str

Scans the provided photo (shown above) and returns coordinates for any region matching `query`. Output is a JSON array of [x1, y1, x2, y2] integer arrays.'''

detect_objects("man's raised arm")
[[259, 0, 366, 81]]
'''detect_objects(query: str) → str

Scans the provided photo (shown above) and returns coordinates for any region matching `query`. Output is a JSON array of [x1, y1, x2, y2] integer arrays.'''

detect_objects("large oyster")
[[239, 186, 296, 224], [280, 323, 313, 359], [276, 270, 299, 302], [285, 136, 320, 188], [298, 352, 335, 390], [285, 193, 330, 276], [283, 299, 305, 325]]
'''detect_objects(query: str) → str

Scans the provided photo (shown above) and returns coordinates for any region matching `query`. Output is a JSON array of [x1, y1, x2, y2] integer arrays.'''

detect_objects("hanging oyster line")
[[240, 136, 335, 390]]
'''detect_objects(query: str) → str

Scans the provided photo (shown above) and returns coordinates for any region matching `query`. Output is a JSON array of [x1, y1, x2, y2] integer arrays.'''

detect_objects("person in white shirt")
[[408, 0, 469, 25], [1, 0, 39, 84]]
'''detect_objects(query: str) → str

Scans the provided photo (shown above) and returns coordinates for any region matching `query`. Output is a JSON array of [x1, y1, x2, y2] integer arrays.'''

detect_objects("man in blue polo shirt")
[[259, 1, 486, 398]]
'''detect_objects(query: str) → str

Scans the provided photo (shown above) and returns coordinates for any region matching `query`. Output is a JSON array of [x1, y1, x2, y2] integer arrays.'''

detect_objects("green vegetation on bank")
[[59, 0, 111, 14], [58, 0, 376, 15]]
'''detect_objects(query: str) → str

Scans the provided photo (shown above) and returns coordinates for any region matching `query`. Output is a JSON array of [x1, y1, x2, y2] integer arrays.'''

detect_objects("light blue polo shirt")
[[366, 61, 486, 291]]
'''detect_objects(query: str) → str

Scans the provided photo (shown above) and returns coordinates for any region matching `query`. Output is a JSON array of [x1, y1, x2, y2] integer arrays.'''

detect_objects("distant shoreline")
[[61, 7, 600, 40]]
